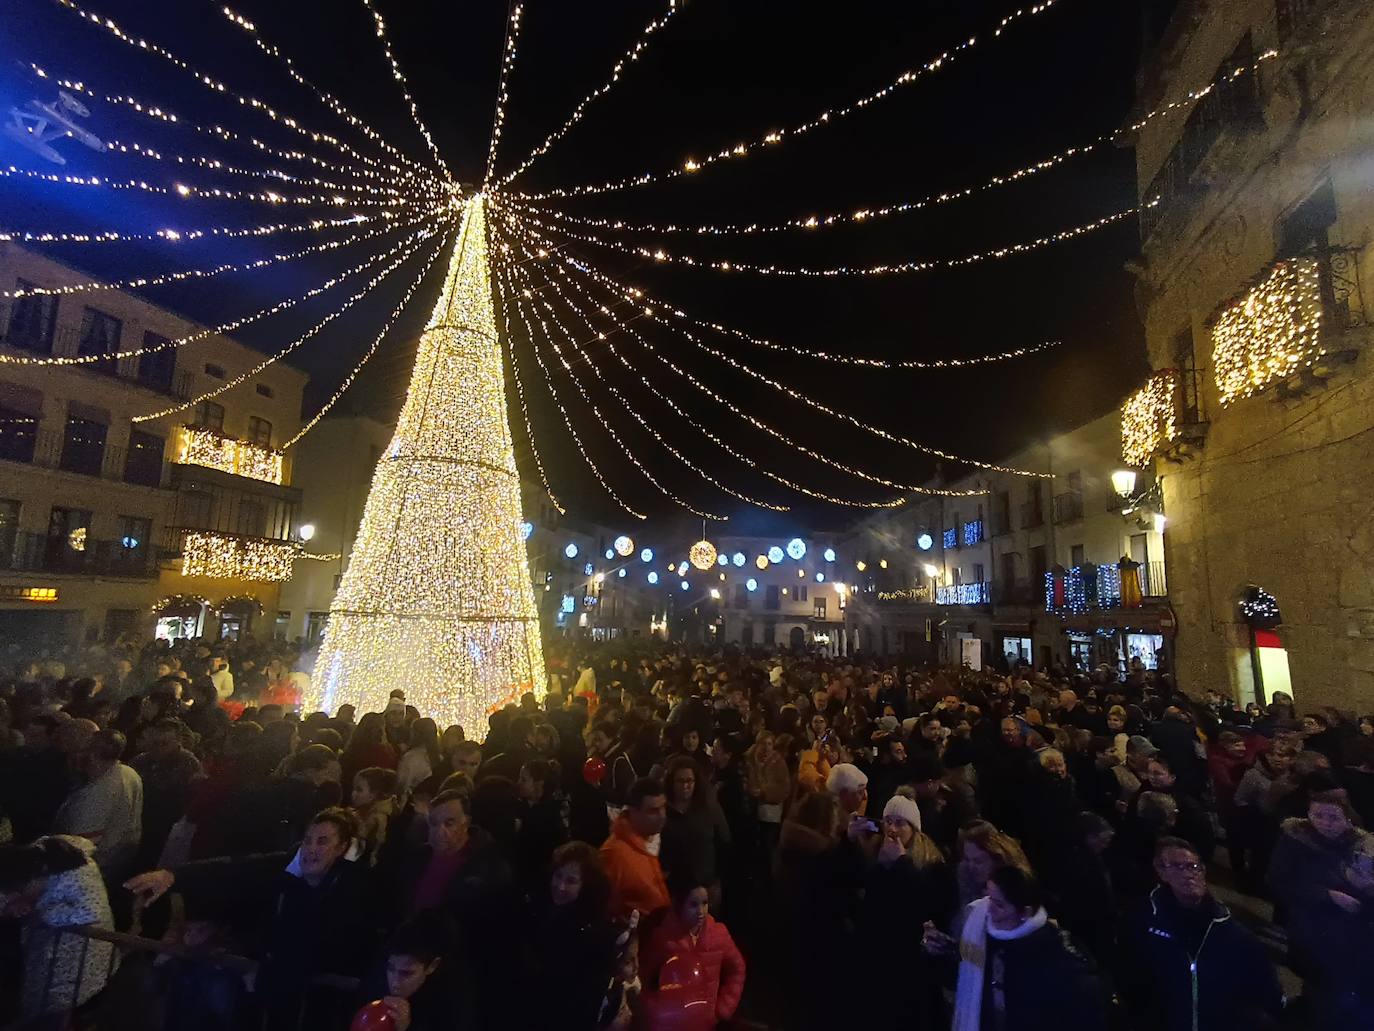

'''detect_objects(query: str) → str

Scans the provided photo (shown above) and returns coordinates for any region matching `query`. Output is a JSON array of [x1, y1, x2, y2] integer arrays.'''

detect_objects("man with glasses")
[[1116, 836, 1282, 1030]]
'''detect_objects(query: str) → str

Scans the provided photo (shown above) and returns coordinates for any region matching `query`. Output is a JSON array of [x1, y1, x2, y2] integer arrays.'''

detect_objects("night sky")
[[0, 0, 1176, 534]]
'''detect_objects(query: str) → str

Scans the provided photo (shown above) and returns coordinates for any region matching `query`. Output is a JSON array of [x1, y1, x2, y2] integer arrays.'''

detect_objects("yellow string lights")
[[513, 220, 1047, 480], [521, 239, 973, 504], [0, 212, 375, 247], [1120, 369, 1178, 466], [281, 229, 451, 450], [514, 0, 1064, 202], [496, 0, 680, 189], [359, 0, 456, 184], [496, 255, 649, 521], [133, 218, 446, 421], [518, 206, 1140, 278], [217, 4, 438, 183], [1212, 255, 1325, 406], [482, 2, 524, 190], [1, 205, 440, 300], [310, 197, 546, 734], [0, 210, 437, 367], [51, 0, 426, 185], [182, 531, 296, 582], [34, 68, 441, 198], [176, 425, 284, 484], [504, 49, 1279, 238], [505, 252, 780, 513]]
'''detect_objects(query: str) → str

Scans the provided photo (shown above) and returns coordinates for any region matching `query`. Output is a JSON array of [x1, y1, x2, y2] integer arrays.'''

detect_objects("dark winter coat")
[[1267, 818, 1374, 961], [1117, 887, 1282, 1031], [856, 854, 956, 1025], [979, 922, 1107, 1031]]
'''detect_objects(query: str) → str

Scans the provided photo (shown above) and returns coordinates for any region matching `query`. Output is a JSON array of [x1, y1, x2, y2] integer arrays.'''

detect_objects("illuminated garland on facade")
[[1212, 256, 1324, 406], [310, 197, 546, 734], [181, 532, 296, 582], [177, 426, 284, 485], [1121, 370, 1178, 465]]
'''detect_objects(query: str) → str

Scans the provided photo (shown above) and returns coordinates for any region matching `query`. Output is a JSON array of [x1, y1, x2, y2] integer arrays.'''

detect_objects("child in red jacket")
[[637, 881, 746, 1030]]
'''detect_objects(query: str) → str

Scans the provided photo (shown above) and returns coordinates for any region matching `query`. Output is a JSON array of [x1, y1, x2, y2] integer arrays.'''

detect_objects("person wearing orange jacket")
[[600, 776, 670, 920]]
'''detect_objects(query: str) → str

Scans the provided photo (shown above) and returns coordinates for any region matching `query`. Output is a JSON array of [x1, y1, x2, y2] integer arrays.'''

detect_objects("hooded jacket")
[[600, 813, 670, 919], [1267, 817, 1374, 957], [638, 907, 746, 1028], [1118, 886, 1282, 1030]]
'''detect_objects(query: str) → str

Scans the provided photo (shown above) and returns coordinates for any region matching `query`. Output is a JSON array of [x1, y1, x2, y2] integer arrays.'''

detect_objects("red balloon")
[[582, 756, 608, 785], [350, 1000, 396, 1031]]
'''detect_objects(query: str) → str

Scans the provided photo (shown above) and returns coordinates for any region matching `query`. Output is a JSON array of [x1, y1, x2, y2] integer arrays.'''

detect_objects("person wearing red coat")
[[637, 883, 746, 1030]]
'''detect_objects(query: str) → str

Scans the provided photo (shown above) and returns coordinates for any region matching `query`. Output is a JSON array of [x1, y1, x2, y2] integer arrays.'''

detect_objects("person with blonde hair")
[[956, 820, 1032, 910]]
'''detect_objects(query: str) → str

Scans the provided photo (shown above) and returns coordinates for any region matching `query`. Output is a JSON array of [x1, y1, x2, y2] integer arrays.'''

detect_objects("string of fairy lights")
[[512, 0, 1065, 202], [2, 0, 1198, 532]]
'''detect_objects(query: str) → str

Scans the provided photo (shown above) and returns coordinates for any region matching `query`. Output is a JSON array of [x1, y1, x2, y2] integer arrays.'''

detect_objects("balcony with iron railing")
[[1046, 559, 1168, 613], [1140, 560, 1168, 597], [1, 530, 163, 578], [0, 426, 166, 488], [0, 324, 196, 400], [936, 581, 990, 606], [1019, 500, 1045, 529], [1052, 492, 1083, 524]]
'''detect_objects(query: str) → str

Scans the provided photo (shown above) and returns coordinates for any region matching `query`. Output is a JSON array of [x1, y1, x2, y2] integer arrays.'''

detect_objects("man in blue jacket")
[[1117, 836, 1282, 1029]]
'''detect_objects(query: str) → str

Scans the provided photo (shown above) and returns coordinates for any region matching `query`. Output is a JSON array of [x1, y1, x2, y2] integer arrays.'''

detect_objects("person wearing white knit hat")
[[825, 762, 868, 816], [882, 793, 922, 835]]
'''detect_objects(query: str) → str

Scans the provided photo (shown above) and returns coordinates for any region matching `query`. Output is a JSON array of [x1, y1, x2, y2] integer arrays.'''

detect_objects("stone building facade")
[[1120, 0, 1374, 709]]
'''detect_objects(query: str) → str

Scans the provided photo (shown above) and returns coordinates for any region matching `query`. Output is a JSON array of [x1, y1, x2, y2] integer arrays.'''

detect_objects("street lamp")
[[299, 523, 316, 542], [922, 563, 939, 579], [1111, 469, 1137, 499]]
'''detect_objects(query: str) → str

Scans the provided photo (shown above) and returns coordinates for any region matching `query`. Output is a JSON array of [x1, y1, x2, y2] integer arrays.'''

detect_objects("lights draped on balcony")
[[181, 531, 295, 582], [1121, 370, 1178, 465], [1045, 563, 1123, 614], [1212, 256, 1324, 406], [936, 581, 989, 605], [177, 426, 284, 484]]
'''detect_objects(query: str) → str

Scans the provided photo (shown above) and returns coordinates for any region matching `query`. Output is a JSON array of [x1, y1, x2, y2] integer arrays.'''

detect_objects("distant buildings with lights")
[[1118, 0, 1374, 710], [0, 242, 309, 648]]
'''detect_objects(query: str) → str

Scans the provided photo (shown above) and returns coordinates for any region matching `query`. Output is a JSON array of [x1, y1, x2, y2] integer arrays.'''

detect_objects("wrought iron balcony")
[[0, 427, 167, 487], [1, 531, 163, 578], [1052, 493, 1084, 524], [936, 581, 990, 606]]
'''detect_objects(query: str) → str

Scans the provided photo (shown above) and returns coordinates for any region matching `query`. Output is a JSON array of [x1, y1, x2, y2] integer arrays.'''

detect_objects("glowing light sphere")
[[756, 555, 769, 570], [732, 552, 745, 567], [823, 547, 836, 562], [677, 561, 689, 577], [641, 548, 654, 563], [566, 543, 581, 559], [767, 546, 784, 563], [648, 571, 659, 584], [605, 548, 615, 560], [690, 538, 718, 570], [584, 562, 595, 576], [618, 568, 627, 578], [614, 535, 635, 557], [680, 580, 690, 591], [786, 538, 806, 560], [719, 572, 726, 581], [880, 559, 889, 569], [816, 572, 825, 582], [746, 578, 758, 592], [717, 554, 729, 567], [521, 521, 534, 540], [917, 532, 934, 551], [856, 560, 867, 572], [798, 569, 806, 579]]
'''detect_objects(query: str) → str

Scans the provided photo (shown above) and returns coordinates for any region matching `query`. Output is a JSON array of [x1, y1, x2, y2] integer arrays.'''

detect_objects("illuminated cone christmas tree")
[[311, 196, 545, 732]]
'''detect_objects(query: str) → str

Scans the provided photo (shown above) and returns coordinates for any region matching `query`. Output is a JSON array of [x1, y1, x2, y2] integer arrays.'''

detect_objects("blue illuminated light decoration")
[[732, 552, 746, 567], [564, 542, 579, 559], [677, 561, 689, 577], [641, 548, 654, 563], [560, 595, 576, 614], [717, 554, 729, 567], [935, 581, 990, 605], [648, 571, 660, 585], [583, 562, 594, 576], [786, 538, 807, 560], [767, 545, 784, 564], [815, 572, 825, 583], [1096, 563, 1121, 608], [962, 520, 983, 547], [617, 568, 627, 578], [605, 548, 615, 560], [916, 532, 934, 551], [521, 521, 534, 541], [121, 536, 140, 549], [823, 547, 836, 562], [942, 528, 957, 550], [680, 580, 690, 591]]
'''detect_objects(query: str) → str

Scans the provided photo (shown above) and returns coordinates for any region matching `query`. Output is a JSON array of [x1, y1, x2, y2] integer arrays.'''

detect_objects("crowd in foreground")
[[0, 636, 1372, 1030]]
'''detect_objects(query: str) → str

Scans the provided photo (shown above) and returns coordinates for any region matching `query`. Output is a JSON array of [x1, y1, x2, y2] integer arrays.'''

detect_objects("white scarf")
[[953, 898, 1049, 1031]]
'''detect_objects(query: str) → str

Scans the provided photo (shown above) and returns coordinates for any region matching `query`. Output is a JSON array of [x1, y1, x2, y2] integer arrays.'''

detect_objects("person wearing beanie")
[[825, 762, 869, 816], [859, 788, 956, 1026]]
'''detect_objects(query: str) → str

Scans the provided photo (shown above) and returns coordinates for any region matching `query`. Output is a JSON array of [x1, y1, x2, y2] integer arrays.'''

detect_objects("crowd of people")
[[0, 633, 1372, 1030]]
